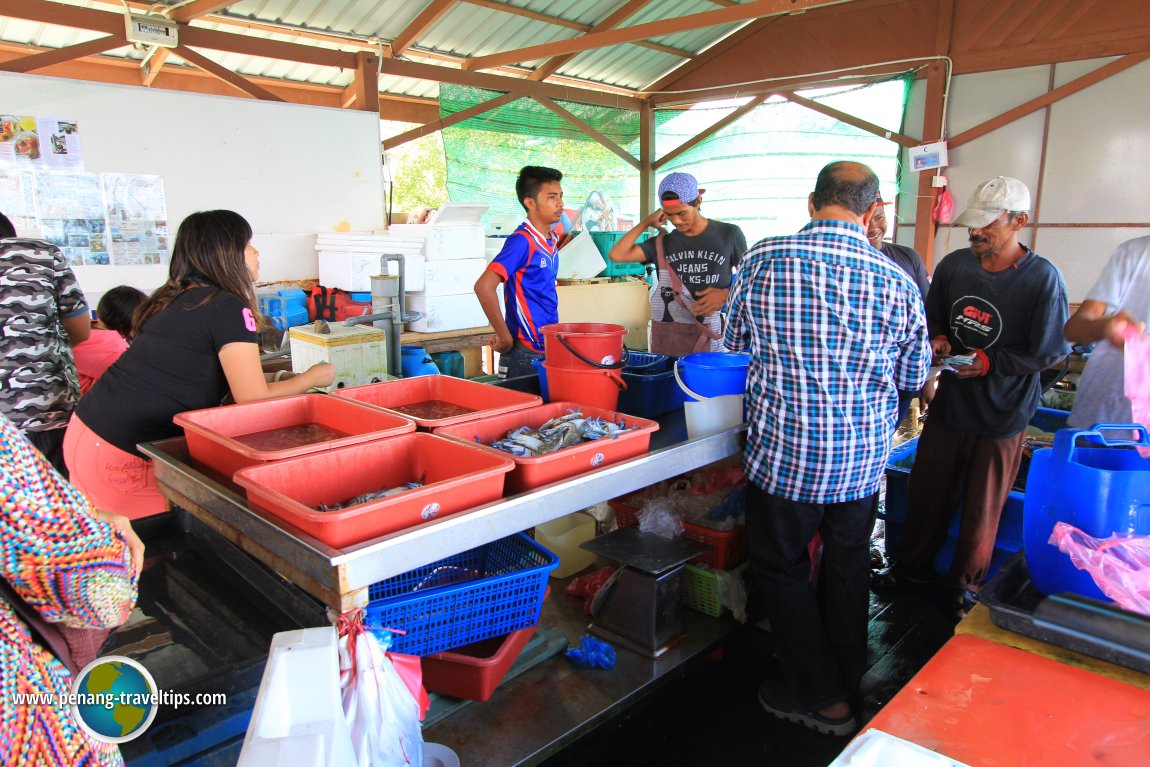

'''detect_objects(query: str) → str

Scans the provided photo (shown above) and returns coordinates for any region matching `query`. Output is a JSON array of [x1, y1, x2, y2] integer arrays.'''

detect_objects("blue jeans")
[[499, 346, 543, 379]]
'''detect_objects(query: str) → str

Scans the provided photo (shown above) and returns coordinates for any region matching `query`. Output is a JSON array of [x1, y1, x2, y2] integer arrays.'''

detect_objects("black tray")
[[981, 553, 1150, 674]]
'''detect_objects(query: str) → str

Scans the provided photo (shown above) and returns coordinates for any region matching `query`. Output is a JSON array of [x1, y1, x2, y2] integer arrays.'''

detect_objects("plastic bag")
[[1050, 522, 1150, 615], [566, 566, 616, 614], [638, 498, 684, 538], [713, 568, 749, 624], [1125, 327, 1150, 457], [339, 611, 426, 766]]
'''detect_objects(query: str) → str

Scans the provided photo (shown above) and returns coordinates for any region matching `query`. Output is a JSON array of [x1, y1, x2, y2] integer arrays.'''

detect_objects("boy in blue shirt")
[[475, 166, 565, 378]]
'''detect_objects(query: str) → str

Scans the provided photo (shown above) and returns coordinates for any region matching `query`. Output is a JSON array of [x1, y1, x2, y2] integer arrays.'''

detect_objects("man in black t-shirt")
[[608, 172, 746, 352], [868, 197, 931, 423], [885, 177, 1069, 618]]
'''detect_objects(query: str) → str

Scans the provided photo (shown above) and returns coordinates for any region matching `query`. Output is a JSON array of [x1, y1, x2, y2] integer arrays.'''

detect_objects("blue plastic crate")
[[617, 352, 688, 418], [364, 534, 558, 657], [881, 407, 1069, 577]]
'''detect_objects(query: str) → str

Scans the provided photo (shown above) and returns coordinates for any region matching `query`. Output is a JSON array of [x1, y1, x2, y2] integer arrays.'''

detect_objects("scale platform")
[[581, 527, 708, 658]]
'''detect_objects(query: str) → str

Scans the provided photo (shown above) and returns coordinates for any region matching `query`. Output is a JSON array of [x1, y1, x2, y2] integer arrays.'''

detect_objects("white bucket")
[[684, 394, 744, 439], [675, 359, 745, 440]]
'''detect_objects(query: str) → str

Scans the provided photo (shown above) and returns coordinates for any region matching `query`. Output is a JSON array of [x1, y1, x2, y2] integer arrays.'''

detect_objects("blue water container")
[[1024, 424, 1150, 600], [675, 352, 751, 402], [401, 346, 440, 378]]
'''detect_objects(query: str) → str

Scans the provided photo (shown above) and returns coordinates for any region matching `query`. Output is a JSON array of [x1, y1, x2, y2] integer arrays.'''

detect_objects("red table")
[[863, 634, 1150, 766]]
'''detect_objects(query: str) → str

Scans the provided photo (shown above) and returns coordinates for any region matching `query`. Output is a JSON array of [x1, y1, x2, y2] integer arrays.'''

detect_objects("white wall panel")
[[1035, 228, 1150, 302], [1041, 58, 1150, 223], [0, 72, 385, 302]]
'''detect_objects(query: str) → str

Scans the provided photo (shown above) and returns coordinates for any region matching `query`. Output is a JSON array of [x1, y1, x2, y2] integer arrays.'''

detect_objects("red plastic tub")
[[541, 323, 627, 370], [609, 499, 747, 569], [421, 623, 535, 701], [331, 375, 542, 430], [433, 402, 658, 495], [233, 433, 515, 549], [174, 394, 415, 479]]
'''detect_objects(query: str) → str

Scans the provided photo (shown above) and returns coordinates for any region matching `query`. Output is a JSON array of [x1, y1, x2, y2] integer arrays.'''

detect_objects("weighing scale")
[[581, 527, 708, 659]]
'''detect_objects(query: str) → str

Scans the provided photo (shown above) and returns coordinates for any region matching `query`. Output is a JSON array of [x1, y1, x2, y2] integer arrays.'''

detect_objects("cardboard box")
[[557, 278, 651, 351]]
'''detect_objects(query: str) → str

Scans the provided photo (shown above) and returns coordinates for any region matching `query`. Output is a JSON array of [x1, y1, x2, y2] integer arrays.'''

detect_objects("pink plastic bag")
[[1126, 327, 1150, 457], [1050, 522, 1150, 615]]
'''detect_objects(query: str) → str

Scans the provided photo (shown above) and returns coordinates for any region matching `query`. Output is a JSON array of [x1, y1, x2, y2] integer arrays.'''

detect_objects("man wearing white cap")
[[884, 176, 1069, 617], [608, 172, 746, 354]]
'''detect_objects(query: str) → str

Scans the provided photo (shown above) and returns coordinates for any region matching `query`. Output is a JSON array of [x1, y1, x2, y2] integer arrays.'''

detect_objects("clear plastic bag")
[[339, 613, 426, 766], [1050, 522, 1150, 615]]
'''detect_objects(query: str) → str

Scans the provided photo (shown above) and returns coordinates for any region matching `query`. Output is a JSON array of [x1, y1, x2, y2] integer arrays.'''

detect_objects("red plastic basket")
[[420, 624, 536, 702], [175, 394, 414, 479], [233, 433, 514, 549], [331, 375, 541, 430], [432, 402, 658, 494], [609, 499, 747, 569]]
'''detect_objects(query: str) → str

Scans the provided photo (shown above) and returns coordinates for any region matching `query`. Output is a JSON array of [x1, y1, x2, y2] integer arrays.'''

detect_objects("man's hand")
[[1104, 311, 1145, 347], [930, 336, 952, 358], [691, 287, 728, 317], [642, 209, 667, 229], [491, 332, 514, 354], [952, 356, 986, 378]]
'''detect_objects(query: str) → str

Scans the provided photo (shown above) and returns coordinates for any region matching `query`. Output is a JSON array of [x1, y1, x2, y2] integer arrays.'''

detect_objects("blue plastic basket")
[[364, 534, 558, 656], [617, 352, 687, 418]]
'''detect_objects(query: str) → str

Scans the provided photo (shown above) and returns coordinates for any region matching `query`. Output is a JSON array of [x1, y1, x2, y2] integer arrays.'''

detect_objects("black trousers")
[[26, 426, 68, 480], [745, 482, 877, 711]]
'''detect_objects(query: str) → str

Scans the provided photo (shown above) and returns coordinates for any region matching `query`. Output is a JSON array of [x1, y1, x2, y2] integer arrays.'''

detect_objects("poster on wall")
[[36, 172, 109, 265], [0, 114, 83, 170], [102, 173, 169, 265], [0, 171, 39, 230], [0, 114, 43, 167]]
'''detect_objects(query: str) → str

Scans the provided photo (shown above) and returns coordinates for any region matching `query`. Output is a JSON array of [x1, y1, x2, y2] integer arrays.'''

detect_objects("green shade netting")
[[440, 75, 911, 243]]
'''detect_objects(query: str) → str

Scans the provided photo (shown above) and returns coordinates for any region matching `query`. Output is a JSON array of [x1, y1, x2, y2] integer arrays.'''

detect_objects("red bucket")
[[543, 363, 626, 411], [542, 323, 628, 370]]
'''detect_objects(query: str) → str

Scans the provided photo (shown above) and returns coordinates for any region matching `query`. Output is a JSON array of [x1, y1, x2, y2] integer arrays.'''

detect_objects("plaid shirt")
[[725, 220, 930, 503]]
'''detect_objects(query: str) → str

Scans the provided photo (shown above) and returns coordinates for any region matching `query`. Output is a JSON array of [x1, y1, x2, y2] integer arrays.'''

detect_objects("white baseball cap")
[[953, 176, 1031, 229]]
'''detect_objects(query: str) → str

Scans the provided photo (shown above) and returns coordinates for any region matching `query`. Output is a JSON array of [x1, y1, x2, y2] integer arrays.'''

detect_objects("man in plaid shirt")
[[725, 161, 930, 735]]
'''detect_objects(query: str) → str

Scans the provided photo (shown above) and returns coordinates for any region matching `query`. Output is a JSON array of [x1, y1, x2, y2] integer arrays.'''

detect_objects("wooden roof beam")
[[173, 44, 284, 101], [780, 91, 917, 147], [141, 47, 170, 85], [464, 0, 850, 71], [0, 33, 126, 73], [532, 0, 653, 83], [169, 1, 240, 24], [391, 0, 457, 57], [531, 94, 640, 169], [377, 56, 644, 109], [949, 52, 1150, 149], [383, 91, 522, 150]]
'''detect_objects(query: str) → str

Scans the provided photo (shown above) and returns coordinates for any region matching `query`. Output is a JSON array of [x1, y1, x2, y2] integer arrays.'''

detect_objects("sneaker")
[[757, 680, 856, 737]]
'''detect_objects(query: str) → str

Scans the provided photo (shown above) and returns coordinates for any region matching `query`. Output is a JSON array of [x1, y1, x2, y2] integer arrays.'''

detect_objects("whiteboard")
[[0, 71, 385, 299]]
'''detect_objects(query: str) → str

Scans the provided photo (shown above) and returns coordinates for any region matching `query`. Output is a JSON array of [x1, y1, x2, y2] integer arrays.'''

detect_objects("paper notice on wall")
[[36, 172, 109, 266], [0, 171, 39, 230], [102, 173, 169, 265], [37, 116, 83, 171], [0, 114, 83, 170]]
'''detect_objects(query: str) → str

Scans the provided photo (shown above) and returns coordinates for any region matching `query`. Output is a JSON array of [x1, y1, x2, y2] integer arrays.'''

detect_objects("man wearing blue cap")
[[608, 172, 746, 354]]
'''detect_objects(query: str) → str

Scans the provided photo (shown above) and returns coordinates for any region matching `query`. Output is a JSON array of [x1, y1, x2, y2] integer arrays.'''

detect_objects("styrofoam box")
[[406, 292, 488, 333], [237, 627, 356, 767], [289, 323, 390, 388], [385, 224, 485, 261], [419, 258, 487, 296], [316, 234, 423, 292]]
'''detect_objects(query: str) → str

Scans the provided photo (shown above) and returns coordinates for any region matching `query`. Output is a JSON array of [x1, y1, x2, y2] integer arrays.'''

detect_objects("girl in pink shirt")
[[73, 285, 146, 395]]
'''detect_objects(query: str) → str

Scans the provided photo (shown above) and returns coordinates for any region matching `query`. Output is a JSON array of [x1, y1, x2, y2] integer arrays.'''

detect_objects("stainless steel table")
[[141, 411, 744, 612]]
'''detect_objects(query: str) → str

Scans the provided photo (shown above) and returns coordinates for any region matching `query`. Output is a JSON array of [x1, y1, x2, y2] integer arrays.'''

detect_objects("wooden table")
[[401, 325, 494, 375]]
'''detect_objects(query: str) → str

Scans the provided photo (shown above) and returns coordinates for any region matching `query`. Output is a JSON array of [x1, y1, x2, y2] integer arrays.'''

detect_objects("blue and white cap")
[[658, 172, 700, 207]]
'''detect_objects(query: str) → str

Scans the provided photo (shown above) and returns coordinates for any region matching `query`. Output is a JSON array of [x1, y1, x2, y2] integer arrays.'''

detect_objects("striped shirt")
[[724, 220, 931, 503], [486, 222, 559, 353]]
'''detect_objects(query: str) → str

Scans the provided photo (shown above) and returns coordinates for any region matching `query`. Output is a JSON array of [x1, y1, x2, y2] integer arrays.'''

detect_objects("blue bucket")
[[531, 356, 550, 401], [674, 352, 751, 402], [1024, 424, 1150, 600], [401, 346, 440, 378]]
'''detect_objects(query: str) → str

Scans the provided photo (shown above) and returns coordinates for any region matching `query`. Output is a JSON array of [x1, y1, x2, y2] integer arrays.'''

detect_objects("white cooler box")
[[383, 224, 485, 261], [289, 323, 390, 388], [406, 292, 488, 333]]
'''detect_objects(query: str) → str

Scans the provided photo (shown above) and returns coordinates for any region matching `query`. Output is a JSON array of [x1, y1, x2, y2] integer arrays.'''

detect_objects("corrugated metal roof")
[[0, 0, 757, 101]]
